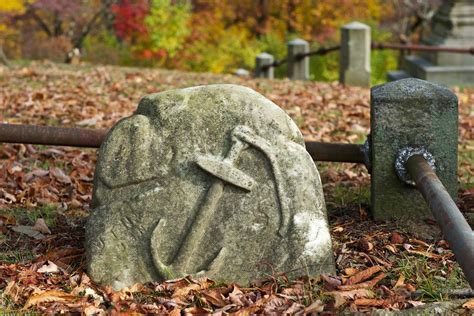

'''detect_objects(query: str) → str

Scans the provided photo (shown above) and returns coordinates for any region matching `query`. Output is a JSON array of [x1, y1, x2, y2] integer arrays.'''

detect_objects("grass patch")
[[392, 254, 467, 302], [1, 204, 59, 227]]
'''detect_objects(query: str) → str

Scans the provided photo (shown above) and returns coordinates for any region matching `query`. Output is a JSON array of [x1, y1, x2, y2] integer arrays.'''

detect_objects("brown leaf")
[[183, 306, 212, 315], [326, 289, 373, 308], [50, 167, 71, 184], [390, 232, 404, 244], [33, 218, 51, 234], [338, 273, 386, 290], [321, 274, 342, 290], [393, 274, 405, 288], [37, 261, 60, 273], [354, 298, 392, 307], [23, 290, 75, 309], [358, 238, 373, 252], [304, 300, 324, 313], [201, 289, 227, 307], [346, 266, 382, 285], [0, 214, 17, 226], [344, 268, 359, 277], [10, 225, 45, 240], [463, 299, 474, 310]]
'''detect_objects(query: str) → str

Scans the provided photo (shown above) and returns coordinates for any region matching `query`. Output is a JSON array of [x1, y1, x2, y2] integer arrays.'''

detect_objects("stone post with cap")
[[287, 38, 310, 80], [370, 78, 458, 219], [255, 52, 274, 79], [340, 21, 371, 87]]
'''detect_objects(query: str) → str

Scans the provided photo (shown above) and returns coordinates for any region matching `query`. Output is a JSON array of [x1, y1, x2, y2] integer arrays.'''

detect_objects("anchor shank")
[[173, 137, 246, 272]]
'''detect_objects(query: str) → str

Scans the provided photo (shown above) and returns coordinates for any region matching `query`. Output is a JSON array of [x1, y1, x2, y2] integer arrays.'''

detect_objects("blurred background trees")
[[0, 0, 442, 83]]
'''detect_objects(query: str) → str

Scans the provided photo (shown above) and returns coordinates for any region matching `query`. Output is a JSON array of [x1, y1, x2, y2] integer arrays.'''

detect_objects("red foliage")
[[111, 0, 149, 42]]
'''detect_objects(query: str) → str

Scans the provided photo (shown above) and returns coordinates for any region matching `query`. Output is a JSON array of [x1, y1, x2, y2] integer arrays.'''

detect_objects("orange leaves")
[[346, 266, 382, 285], [23, 290, 76, 310]]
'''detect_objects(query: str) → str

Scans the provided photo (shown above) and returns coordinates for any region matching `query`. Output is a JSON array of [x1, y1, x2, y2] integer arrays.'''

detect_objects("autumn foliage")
[[0, 0, 431, 76]]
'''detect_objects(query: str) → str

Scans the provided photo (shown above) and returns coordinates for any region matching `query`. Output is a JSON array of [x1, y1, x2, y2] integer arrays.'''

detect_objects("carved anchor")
[[151, 125, 290, 278]]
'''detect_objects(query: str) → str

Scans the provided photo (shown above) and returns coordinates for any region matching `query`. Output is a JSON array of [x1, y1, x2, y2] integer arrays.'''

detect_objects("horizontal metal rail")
[[305, 141, 365, 164], [0, 124, 367, 166], [372, 42, 474, 54], [296, 45, 340, 60], [261, 42, 473, 70], [406, 155, 474, 288], [0, 123, 106, 148]]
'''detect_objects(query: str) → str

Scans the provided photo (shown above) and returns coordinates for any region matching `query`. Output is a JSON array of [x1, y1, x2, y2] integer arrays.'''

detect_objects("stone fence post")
[[340, 21, 371, 87], [370, 78, 458, 220], [287, 38, 309, 80], [255, 53, 274, 79]]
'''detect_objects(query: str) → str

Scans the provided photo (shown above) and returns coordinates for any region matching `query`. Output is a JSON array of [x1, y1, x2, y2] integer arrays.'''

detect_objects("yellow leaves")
[[0, 0, 26, 14]]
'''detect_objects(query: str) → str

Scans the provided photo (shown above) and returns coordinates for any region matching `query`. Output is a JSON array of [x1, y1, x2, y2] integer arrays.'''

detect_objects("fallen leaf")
[[338, 273, 386, 290], [0, 215, 17, 226], [50, 167, 71, 184], [408, 300, 425, 307], [33, 218, 51, 234], [10, 225, 45, 240], [305, 300, 324, 313], [354, 298, 393, 307], [201, 289, 227, 307], [326, 289, 373, 308], [358, 238, 373, 252], [393, 274, 405, 288], [23, 290, 75, 309], [346, 266, 382, 285], [344, 268, 359, 277], [37, 261, 60, 273], [463, 299, 474, 310], [321, 274, 342, 290], [390, 232, 404, 244]]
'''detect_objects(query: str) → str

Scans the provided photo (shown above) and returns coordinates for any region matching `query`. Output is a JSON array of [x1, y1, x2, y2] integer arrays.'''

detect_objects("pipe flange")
[[361, 134, 372, 173], [395, 146, 435, 186]]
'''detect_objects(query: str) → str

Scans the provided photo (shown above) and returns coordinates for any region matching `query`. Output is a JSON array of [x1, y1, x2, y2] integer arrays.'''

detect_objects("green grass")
[[1, 204, 59, 227], [392, 254, 467, 301]]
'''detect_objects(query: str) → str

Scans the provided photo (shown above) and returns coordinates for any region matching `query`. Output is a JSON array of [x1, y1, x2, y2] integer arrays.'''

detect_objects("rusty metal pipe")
[[372, 42, 474, 54], [0, 124, 370, 166], [406, 155, 474, 288], [0, 123, 106, 148], [305, 141, 366, 164]]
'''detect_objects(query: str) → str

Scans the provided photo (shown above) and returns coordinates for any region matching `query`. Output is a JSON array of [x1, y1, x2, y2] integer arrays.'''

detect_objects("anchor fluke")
[[196, 155, 255, 191]]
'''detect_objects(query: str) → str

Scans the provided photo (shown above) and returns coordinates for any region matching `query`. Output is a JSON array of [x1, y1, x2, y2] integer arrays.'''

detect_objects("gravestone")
[[388, 0, 474, 86], [86, 84, 334, 290]]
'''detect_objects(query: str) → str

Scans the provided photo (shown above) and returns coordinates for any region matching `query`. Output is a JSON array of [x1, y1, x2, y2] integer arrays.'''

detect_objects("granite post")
[[370, 78, 458, 220], [340, 22, 371, 87], [287, 38, 309, 80], [255, 52, 274, 79]]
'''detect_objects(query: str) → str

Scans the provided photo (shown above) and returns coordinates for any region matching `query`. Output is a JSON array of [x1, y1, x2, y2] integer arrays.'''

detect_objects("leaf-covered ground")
[[0, 61, 473, 314]]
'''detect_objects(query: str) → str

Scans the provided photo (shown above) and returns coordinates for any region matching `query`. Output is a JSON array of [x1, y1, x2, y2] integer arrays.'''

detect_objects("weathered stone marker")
[[340, 21, 371, 87], [370, 78, 458, 220], [86, 84, 334, 289], [287, 38, 309, 80], [255, 52, 274, 79]]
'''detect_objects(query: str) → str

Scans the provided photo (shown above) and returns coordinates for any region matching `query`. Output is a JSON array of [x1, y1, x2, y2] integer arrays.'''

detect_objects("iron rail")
[[261, 42, 473, 70], [305, 141, 365, 164], [406, 155, 474, 288], [295, 45, 340, 60], [0, 123, 106, 148], [371, 42, 474, 54], [0, 124, 367, 166]]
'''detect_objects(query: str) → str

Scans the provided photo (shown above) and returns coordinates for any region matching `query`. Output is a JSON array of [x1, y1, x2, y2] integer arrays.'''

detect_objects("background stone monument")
[[86, 84, 335, 289], [389, 0, 474, 86]]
